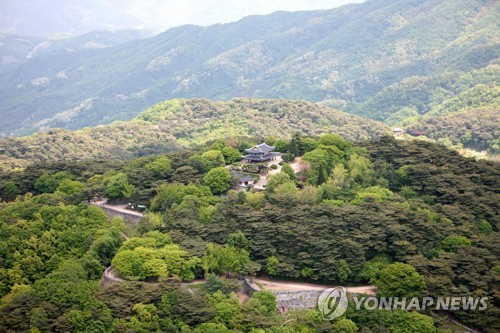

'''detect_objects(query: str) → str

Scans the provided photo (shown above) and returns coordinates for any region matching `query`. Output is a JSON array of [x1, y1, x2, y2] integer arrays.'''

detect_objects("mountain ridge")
[[0, 98, 388, 172], [0, 0, 498, 137]]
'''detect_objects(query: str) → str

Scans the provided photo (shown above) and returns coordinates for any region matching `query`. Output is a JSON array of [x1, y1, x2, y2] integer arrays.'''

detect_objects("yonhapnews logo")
[[316, 287, 488, 321], [317, 287, 349, 320]]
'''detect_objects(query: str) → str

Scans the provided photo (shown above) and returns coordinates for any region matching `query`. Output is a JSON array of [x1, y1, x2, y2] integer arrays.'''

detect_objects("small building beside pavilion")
[[242, 143, 280, 163]]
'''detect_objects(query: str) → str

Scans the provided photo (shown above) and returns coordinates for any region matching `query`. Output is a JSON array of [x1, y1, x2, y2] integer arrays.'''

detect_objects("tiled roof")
[[245, 143, 275, 154]]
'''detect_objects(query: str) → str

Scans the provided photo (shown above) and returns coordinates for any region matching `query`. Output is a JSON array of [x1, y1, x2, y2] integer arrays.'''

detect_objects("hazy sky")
[[0, 0, 365, 36]]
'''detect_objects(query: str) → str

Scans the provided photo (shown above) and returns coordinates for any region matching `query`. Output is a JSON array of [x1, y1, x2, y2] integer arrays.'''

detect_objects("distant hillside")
[[406, 108, 499, 154], [0, 0, 498, 137], [0, 30, 154, 67], [0, 98, 388, 171]]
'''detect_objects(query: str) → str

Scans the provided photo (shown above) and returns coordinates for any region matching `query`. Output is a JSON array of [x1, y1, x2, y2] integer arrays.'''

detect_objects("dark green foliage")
[[34, 171, 74, 193], [0, 136, 498, 332], [204, 273, 241, 295]]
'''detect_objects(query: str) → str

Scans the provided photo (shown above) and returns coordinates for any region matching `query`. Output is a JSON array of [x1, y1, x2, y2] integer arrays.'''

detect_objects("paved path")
[[103, 266, 125, 283]]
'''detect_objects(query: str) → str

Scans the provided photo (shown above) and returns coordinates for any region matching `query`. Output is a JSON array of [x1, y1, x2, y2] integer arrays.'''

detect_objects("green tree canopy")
[[376, 262, 426, 298], [204, 167, 231, 194]]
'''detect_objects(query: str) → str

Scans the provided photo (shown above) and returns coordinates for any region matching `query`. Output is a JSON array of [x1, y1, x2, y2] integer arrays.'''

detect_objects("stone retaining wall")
[[243, 279, 260, 297], [274, 290, 323, 309]]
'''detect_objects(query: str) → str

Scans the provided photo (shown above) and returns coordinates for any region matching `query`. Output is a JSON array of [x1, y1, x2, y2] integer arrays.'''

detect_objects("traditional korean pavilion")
[[242, 143, 280, 162]]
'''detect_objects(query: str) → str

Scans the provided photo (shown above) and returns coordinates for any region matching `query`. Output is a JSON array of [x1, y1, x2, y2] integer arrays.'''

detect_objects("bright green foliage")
[[201, 150, 226, 171], [357, 254, 392, 283], [319, 164, 349, 200], [348, 154, 373, 187], [245, 191, 265, 208], [112, 241, 198, 281], [221, 147, 242, 164], [0, 135, 499, 332], [281, 163, 297, 181], [300, 267, 313, 278], [192, 323, 231, 333], [385, 107, 419, 126], [318, 134, 352, 151], [440, 235, 471, 253], [144, 156, 173, 178], [303, 146, 340, 172], [351, 186, 394, 204], [114, 303, 162, 333], [266, 172, 292, 192], [333, 318, 358, 333], [198, 205, 217, 224], [477, 220, 493, 235], [376, 263, 426, 298], [137, 212, 164, 234], [212, 295, 241, 329], [0, 199, 118, 297], [32, 260, 101, 308], [55, 179, 85, 195], [121, 182, 136, 199], [251, 290, 277, 316], [390, 310, 437, 333], [150, 183, 212, 211], [204, 167, 231, 194], [105, 172, 131, 199], [316, 164, 327, 186], [201, 243, 251, 275], [35, 171, 74, 193], [266, 256, 280, 276], [336, 259, 352, 283]]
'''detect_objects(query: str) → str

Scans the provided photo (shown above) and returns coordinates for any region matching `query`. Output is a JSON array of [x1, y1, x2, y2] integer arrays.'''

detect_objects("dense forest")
[[0, 98, 388, 172], [1, 134, 498, 332], [406, 107, 499, 154]]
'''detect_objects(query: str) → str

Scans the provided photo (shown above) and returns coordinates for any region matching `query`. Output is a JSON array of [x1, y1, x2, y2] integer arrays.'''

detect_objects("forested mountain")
[[0, 98, 388, 172], [0, 135, 498, 332], [407, 107, 499, 154], [390, 80, 499, 154], [0, 0, 498, 137]]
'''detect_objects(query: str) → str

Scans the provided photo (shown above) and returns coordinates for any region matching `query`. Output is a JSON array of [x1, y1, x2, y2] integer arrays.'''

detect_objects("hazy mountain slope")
[[0, 0, 498, 136], [407, 108, 499, 154], [348, 65, 499, 121], [0, 30, 154, 70], [0, 98, 388, 172]]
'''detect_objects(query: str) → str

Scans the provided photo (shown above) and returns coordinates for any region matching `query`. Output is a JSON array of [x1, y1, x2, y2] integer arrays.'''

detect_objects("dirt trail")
[[93, 199, 145, 217], [253, 277, 376, 295], [253, 156, 304, 190]]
